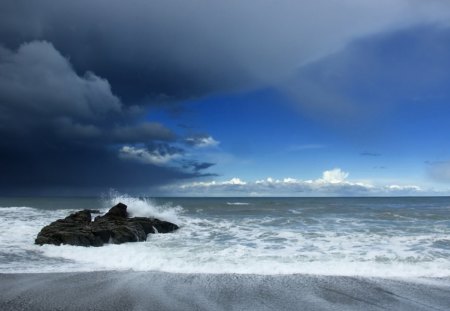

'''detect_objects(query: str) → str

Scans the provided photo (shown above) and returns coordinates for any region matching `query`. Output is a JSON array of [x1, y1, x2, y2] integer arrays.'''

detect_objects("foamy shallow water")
[[1, 195, 450, 278]]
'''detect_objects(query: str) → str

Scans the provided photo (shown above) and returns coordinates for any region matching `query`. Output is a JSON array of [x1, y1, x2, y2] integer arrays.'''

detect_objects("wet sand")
[[0, 272, 449, 311]]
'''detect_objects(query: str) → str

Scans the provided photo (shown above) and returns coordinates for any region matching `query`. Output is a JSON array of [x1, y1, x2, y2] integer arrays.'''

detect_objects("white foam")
[[104, 191, 182, 224], [34, 212, 450, 277], [0, 206, 84, 273], [36, 235, 450, 277], [227, 202, 250, 206], [1, 195, 450, 278]]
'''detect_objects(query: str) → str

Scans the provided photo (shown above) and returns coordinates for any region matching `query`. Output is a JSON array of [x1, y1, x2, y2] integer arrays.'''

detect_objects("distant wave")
[[226, 202, 250, 206]]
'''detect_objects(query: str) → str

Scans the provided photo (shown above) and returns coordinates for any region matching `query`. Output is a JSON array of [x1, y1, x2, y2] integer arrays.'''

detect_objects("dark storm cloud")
[[0, 142, 197, 195], [182, 161, 216, 172], [0, 41, 120, 126], [0, 41, 176, 142], [112, 123, 176, 144], [2, 0, 449, 104], [0, 1, 252, 102], [192, 162, 215, 172], [0, 41, 212, 194]]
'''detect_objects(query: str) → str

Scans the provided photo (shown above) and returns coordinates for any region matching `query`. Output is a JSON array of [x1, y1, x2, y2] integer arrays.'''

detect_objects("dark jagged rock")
[[35, 203, 179, 247], [66, 210, 92, 223], [102, 202, 128, 218]]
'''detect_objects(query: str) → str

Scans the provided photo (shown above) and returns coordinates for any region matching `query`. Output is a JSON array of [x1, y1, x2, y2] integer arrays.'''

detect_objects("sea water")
[[0, 195, 449, 278]]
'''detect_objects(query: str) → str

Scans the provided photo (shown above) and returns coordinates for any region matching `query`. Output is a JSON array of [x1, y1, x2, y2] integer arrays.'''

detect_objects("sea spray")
[[103, 190, 183, 224]]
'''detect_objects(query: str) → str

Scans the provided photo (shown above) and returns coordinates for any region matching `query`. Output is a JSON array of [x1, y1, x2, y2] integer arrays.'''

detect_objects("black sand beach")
[[1, 272, 449, 311]]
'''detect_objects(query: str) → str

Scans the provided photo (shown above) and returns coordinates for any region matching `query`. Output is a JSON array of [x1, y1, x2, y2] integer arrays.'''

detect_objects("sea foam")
[[1, 195, 450, 278]]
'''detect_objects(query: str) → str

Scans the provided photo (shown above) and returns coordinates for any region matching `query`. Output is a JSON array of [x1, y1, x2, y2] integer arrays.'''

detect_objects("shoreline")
[[1, 271, 449, 310]]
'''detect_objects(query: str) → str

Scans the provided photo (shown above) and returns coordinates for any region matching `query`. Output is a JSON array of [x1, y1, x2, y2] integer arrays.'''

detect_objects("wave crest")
[[103, 190, 183, 224]]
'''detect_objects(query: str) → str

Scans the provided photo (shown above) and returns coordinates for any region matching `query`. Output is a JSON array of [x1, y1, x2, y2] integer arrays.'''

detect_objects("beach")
[[1, 272, 450, 311]]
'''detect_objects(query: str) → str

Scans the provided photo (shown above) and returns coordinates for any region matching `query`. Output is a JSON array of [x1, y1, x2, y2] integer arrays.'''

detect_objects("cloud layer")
[[162, 168, 424, 196], [2, 1, 450, 103]]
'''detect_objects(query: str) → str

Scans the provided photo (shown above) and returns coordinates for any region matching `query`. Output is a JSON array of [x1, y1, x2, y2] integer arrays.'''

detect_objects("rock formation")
[[35, 203, 179, 247]]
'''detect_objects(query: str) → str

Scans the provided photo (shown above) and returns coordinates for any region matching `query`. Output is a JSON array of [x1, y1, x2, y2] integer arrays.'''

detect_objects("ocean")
[[0, 192, 450, 311], [1, 195, 450, 310]]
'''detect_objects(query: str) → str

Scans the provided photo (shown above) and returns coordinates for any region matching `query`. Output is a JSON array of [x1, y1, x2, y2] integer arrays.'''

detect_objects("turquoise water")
[[1, 195, 449, 277]]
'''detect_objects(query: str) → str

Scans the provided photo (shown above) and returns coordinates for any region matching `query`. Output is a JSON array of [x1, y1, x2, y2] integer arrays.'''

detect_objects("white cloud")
[[162, 168, 426, 196], [119, 145, 180, 166], [186, 135, 219, 148], [223, 178, 246, 185], [180, 177, 246, 189], [385, 185, 422, 192], [320, 168, 349, 184]]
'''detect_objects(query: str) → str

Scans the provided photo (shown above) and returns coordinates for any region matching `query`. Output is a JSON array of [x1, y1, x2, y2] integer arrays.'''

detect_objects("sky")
[[1, 0, 450, 196]]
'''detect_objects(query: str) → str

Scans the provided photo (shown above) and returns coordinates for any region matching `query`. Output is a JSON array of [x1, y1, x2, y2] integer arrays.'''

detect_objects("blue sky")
[[150, 25, 450, 196]]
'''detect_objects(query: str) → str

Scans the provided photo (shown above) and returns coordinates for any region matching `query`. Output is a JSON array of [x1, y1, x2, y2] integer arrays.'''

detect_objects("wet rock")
[[102, 202, 128, 218], [35, 203, 179, 247]]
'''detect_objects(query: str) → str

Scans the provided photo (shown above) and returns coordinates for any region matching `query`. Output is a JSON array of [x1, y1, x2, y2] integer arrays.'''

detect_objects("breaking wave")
[[1, 194, 450, 278]]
